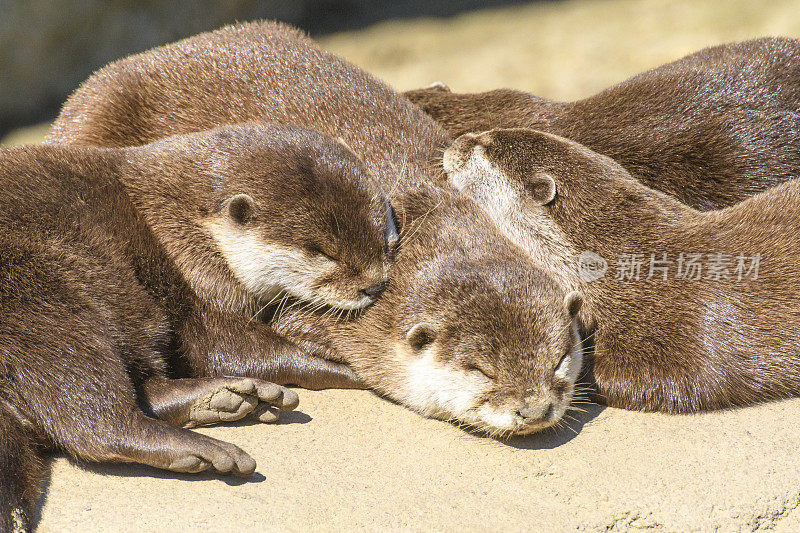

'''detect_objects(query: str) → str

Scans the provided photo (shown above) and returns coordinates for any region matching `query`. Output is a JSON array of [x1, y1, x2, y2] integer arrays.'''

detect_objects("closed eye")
[[463, 363, 495, 380], [308, 246, 336, 262]]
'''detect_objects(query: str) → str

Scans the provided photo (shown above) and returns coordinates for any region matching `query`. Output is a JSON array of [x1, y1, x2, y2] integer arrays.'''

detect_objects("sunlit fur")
[[392, 320, 583, 437], [445, 136, 581, 295], [444, 127, 800, 413], [204, 218, 378, 310]]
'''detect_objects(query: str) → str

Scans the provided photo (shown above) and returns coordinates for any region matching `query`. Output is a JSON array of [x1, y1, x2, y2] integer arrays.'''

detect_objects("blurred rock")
[[0, 0, 529, 135]]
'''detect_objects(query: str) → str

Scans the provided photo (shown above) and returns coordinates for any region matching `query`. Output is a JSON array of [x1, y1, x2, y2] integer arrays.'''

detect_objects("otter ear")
[[525, 172, 556, 205], [564, 291, 584, 318], [226, 193, 255, 224], [407, 322, 437, 351]]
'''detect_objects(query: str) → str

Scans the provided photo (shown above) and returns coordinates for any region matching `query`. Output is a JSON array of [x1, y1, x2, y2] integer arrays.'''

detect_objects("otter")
[[46, 22, 583, 437], [444, 127, 800, 413], [403, 37, 800, 210], [113, 122, 397, 388], [0, 122, 396, 531]]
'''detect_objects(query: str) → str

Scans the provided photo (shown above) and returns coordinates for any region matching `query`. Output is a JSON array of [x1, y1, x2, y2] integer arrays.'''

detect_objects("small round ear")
[[564, 291, 584, 318], [525, 172, 557, 205], [226, 193, 255, 224], [406, 322, 437, 351]]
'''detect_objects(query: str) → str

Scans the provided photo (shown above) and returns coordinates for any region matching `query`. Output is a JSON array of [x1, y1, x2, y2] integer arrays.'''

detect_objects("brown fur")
[[445, 128, 800, 413], [115, 122, 395, 386], [46, 21, 582, 436], [404, 38, 800, 210], [0, 122, 397, 529]]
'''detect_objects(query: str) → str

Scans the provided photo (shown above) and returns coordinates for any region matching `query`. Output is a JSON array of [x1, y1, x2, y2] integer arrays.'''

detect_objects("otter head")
[[200, 124, 398, 310], [441, 128, 608, 295], [280, 188, 587, 437], [390, 255, 584, 436], [443, 128, 561, 224]]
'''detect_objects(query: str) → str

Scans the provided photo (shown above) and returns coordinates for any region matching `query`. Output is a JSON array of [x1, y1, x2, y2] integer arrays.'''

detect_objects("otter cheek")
[[470, 402, 520, 434], [401, 351, 489, 422]]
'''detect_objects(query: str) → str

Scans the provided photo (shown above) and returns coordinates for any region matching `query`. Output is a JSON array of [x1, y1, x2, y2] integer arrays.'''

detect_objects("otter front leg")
[[106, 412, 258, 477], [142, 376, 300, 428], [179, 305, 366, 390], [255, 349, 365, 390]]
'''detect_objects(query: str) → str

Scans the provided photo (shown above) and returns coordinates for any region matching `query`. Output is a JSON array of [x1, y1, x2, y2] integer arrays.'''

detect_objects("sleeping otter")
[[46, 21, 584, 438], [443, 127, 800, 413], [0, 122, 397, 531]]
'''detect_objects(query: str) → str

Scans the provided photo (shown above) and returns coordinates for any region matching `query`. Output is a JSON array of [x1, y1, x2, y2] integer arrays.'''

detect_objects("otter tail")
[[0, 403, 43, 533]]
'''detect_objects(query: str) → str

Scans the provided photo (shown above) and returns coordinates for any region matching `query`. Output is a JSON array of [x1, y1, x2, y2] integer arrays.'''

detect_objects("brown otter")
[[46, 22, 583, 437], [0, 122, 397, 531], [444, 127, 800, 413], [403, 37, 800, 210], [115, 122, 398, 388]]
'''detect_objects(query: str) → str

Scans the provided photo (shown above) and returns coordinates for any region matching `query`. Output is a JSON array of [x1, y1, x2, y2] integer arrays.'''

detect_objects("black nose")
[[362, 281, 388, 299]]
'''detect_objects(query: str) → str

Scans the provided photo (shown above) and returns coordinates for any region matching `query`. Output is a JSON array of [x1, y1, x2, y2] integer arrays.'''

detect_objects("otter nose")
[[517, 402, 553, 422], [362, 281, 388, 299]]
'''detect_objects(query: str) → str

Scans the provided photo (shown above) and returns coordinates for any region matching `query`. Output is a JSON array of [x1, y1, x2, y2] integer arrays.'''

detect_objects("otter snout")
[[512, 398, 560, 435], [517, 399, 554, 423]]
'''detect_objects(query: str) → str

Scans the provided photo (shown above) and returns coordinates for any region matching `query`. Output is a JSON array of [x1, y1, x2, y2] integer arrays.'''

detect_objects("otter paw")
[[187, 378, 259, 426], [167, 440, 256, 476], [186, 378, 299, 427]]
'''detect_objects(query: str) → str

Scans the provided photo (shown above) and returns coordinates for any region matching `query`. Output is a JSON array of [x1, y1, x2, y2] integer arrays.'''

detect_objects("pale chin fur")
[[398, 346, 494, 423], [203, 219, 370, 310], [396, 328, 583, 436]]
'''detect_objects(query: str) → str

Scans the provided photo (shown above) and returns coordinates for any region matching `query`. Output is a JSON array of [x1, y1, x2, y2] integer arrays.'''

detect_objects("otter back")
[[404, 37, 800, 209]]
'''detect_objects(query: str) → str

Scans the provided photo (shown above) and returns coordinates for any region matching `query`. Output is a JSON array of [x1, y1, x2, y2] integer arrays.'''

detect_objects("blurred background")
[[3, 0, 800, 144]]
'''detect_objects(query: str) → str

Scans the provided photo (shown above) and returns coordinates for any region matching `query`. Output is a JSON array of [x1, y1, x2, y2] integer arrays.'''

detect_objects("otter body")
[[404, 38, 800, 210], [0, 123, 396, 530], [48, 21, 584, 437], [445, 128, 800, 413]]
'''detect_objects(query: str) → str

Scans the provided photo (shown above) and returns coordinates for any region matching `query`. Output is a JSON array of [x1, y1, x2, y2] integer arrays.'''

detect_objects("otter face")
[[389, 259, 585, 437], [444, 129, 558, 216], [202, 125, 398, 311], [443, 129, 581, 292]]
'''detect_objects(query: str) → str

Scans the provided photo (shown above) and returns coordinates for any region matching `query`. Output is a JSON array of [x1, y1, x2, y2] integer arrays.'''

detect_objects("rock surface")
[[38, 390, 800, 531]]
